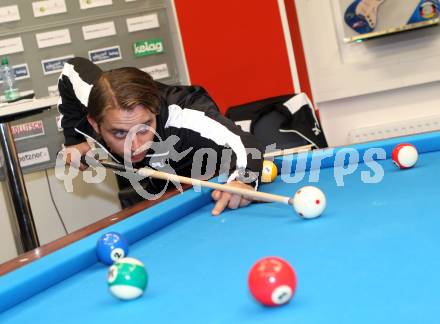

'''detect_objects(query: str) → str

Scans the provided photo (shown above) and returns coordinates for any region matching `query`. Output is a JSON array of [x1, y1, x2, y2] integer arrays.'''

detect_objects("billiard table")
[[1, 131, 440, 323]]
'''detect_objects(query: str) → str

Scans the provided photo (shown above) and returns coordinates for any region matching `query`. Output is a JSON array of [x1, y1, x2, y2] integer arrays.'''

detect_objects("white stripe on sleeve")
[[60, 62, 94, 108], [165, 104, 248, 169]]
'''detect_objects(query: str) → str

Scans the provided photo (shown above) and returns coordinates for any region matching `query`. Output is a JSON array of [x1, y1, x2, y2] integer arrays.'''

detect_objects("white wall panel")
[[297, 0, 440, 102], [295, 0, 440, 146]]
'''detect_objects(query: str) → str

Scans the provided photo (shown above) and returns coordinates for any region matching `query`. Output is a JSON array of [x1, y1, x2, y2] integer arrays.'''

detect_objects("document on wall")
[[0, 5, 20, 23], [32, 0, 67, 18], [36, 29, 71, 48], [82, 21, 116, 40], [79, 0, 113, 10], [0, 37, 24, 56]]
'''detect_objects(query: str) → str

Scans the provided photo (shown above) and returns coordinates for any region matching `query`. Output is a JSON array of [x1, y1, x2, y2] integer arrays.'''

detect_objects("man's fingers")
[[211, 180, 256, 216], [64, 152, 88, 170], [212, 192, 231, 216], [227, 194, 241, 210], [62, 142, 93, 168], [239, 198, 251, 208], [68, 157, 80, 169], [211, 189, 221, 201], [79, 163, 89, 171], [212, 193, 250, 216]]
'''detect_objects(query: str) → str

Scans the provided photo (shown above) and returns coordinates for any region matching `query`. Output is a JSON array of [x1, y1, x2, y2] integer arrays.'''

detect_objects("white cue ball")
[[292, 186, 326, 219]]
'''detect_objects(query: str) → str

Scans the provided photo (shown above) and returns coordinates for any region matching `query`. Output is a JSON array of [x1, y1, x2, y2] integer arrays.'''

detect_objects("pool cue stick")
[[82, 157, 294, 206], [263, 144, 313, 158], [136, 165, 292, 205]]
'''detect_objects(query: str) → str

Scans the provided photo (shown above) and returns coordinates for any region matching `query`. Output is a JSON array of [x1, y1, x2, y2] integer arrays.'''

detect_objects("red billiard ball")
[[392, 143, 418, 169], [248, 256, 297, 307]]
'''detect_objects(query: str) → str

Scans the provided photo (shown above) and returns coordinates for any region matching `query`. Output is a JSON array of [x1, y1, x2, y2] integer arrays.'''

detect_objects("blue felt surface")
[[0, 188, 212, 313], [1, 133, 440, 323]]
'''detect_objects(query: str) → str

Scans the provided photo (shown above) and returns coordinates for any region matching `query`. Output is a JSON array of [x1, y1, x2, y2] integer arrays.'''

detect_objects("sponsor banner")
[[48, 85, 59, 97], [88, 45, 122, 64], [11, 120, 45, 141], [0, 5, 20, 23], [41, 54, 74, 75], [36, 29, 71, 49], [32, 0, 67, 18], [18, 147, 51, 167], [79, 0, 112, 10], [82, 21, 116, 40], [141, 63, 169, 80], [0, 37, 24, 56], [14, 64, 30, 81], [0, 64, 30, 83], [133, 38, 164, 57], [126, 13, 159, 33]]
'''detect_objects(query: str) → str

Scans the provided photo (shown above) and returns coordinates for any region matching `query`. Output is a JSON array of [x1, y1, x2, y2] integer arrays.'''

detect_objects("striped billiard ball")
[[261, 160, 278, 183], [108, 257, 148, 300]]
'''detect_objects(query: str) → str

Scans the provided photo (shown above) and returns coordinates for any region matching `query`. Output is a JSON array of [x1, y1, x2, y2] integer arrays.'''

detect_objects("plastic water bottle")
[[1, 57, 19, 103]]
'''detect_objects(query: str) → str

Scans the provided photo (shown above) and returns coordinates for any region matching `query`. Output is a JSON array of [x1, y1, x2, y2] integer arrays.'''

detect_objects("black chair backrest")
[[225, 93, 328, 150]]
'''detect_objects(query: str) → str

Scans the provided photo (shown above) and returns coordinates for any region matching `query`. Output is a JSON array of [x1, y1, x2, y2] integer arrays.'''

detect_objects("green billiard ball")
[[107, 257, 148, 300]]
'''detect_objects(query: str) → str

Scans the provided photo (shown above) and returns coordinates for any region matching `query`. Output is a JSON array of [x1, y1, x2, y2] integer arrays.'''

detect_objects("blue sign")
[[88, 46, 122, 64], [41, 55, 74, 75], [14, 64, 30, 80], [0, 64, 30, 82]]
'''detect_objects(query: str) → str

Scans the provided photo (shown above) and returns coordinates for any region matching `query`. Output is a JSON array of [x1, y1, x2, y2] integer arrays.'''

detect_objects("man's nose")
[[131, 135, 141, 152]]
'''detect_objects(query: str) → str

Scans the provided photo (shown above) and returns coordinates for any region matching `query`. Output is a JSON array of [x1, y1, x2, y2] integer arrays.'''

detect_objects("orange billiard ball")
[[261, 160, 278, 183]]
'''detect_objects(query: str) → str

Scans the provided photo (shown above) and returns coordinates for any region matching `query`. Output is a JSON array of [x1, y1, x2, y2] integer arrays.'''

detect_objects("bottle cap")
[[1, 57, 9, 65]]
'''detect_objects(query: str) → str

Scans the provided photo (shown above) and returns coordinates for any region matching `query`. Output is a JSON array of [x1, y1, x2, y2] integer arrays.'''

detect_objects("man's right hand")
[[63, 142, 92, 171]]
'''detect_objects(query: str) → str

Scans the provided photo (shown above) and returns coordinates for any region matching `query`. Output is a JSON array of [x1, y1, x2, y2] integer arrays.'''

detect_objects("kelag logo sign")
[[133, 38, 164, 57]]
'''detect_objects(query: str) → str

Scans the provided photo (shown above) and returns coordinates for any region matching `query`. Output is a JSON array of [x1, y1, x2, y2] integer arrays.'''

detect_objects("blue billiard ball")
[[96, 232, 129, 265]]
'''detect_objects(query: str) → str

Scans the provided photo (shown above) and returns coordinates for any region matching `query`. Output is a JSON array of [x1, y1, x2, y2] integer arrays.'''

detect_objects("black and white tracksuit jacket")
[[57, 57, 264, 192]]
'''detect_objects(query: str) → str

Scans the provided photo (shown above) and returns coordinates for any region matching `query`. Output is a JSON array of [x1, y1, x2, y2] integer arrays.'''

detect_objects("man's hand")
[[211, 181, 254, 216], [63, 142, 92, 171]]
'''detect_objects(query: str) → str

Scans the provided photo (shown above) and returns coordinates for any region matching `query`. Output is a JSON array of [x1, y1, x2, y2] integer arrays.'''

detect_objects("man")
[[58, 57, 264, 215]]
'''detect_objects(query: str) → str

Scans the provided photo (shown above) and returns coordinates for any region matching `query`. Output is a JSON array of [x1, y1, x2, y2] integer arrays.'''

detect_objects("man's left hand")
[[211, 181, 254, 216]]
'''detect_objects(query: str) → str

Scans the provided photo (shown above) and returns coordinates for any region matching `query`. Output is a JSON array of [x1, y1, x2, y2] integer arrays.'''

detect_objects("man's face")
[[89, 105, 157, 163]]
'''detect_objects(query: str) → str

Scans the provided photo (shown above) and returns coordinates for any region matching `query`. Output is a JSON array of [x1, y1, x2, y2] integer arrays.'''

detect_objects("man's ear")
[[87, 115, 100, 134]]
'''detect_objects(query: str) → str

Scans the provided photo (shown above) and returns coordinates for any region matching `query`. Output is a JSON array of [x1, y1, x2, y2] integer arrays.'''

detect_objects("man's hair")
[[88, 67, 160, 124]]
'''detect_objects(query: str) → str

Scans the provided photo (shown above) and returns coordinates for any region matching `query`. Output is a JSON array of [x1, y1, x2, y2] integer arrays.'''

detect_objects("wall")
[[173, 0, 296, 112], [0, 169, 121, 264], [295, 0, 440, 146], [282, 0, 313, 100]]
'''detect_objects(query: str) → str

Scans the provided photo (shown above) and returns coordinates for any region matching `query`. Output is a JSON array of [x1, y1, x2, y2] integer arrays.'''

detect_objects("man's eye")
[[138, 128, 149, 134], [137, 124, 151, 134], [113, 131, 127, 139]]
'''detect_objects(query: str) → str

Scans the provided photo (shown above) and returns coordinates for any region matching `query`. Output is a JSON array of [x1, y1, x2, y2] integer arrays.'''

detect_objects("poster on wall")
[[341, 0, 440, 42]]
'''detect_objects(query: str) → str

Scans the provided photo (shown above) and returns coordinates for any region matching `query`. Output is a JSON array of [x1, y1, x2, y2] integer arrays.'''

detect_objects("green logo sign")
[[133, 39, 164, 57]]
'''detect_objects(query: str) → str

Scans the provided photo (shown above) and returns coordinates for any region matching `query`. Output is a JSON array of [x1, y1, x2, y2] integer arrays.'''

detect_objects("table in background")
[[0, 97, 58, 252]]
